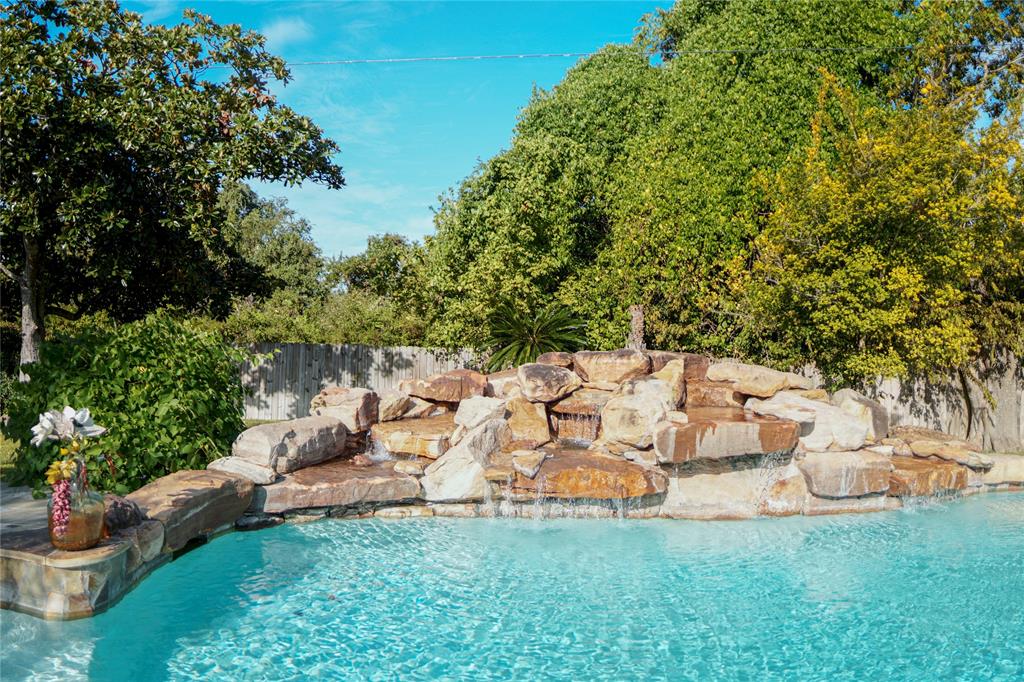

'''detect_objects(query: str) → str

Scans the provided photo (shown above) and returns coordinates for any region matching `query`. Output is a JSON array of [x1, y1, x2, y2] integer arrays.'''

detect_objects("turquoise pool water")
[[3, 493, 1023, 681]]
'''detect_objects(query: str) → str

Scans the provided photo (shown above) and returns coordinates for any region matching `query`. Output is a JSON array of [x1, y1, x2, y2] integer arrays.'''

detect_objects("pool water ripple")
[[2, 493, 1023, 680]]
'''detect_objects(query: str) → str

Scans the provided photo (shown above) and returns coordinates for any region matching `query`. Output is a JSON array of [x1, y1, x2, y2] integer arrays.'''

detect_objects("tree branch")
[[47, 307, 85, 321], [0, 263, 15, 282]]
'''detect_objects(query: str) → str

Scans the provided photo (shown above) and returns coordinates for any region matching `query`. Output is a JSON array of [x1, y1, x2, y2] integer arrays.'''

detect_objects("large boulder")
[[378, 390, 413, 422], [650, 359, 688, 407], [600, 390, 672, 448], [888, 456, 968, 497], [832, 388, 889, 441], [652, 408, 800, 463], [685, 380, 746, 408], [127, 470, 254, 552], [369, 413, 456, 459], [402, 369, 487, 403], [485, 369, 520, 398], [746, 393, 868, 452], [509, 448, 667, 499], [511, 450, 551, 479], [310, 387, 379, 432], [889, 426, 993, 470], [660, 458, 807, 519], [517, 363, 582, 403], [506, 395, 551, 448], [705, 361, 814, 398], [249, 460, 420, 515], [103, 495, 146, 534], [421, 419, 511, 501], [536, 351, 574, 368], [797, 450, 892, 498], [572, 349, 651, 384], [645, 351, 710, 379], [232, 416, 347, 474], [454, 396, 508, 430]]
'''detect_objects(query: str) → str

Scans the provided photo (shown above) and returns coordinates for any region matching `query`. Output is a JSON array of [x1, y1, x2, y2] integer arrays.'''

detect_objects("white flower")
[[54, 407, 77, 441], [29, 412, 56, 447], [29, 407, 106, 446], [71, 408, 106, 438]]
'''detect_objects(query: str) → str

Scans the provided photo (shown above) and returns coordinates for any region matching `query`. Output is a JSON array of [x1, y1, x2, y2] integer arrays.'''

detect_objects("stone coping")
[[2, 451, 1020, 621]]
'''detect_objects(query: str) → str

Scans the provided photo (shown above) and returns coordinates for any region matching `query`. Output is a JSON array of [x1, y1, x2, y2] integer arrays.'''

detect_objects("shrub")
[[484, 303, 587, 371], [4, 310, 254, 493]]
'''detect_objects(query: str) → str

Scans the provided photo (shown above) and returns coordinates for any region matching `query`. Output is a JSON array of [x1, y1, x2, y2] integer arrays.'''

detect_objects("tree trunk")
[[628, 304, 646, 350], [19, 235, 45, 381]]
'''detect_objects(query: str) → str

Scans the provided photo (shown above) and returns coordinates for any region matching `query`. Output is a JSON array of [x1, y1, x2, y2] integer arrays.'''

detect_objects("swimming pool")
[[3, 493, 1023, 681]]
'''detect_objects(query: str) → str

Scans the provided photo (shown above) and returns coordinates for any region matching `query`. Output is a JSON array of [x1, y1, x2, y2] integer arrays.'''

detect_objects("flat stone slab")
[[551, 388, 613, 416], [402, 369, 487, 403], [966, 453, 1024, 488], [509, 447, 667, 500], [804, 493, 901, 516], [889, 456, 968, 497], [370, 413, 456, 459], [0, 481, 48, 535], [251, 459, 421, 515], [653, 408, 800, 463], [128, 470, 254, 552]]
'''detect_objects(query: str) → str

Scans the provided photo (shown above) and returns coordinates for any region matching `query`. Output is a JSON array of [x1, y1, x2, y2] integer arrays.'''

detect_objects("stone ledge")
[[0, 521, 167, 620]]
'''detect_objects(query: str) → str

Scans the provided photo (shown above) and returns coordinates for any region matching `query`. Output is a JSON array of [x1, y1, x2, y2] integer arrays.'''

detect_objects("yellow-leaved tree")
[[739, 59, 1023, 383]]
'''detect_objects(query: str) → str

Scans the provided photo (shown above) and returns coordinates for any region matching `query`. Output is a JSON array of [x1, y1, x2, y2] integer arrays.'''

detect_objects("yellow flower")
[[45, 459, 76, 485]]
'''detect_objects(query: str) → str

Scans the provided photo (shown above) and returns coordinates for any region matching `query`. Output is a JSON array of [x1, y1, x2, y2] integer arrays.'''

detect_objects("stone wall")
[[860, 350, 1023, 453]]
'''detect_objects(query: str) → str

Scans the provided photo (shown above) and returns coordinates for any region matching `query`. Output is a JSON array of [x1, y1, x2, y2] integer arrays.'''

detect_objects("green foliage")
[[3, 311, 254, 493], [738, 73, 1024, 383], [422, 0, 1024, 379], [334, 234, 425, 301], [216, 288, 428, 348], [0, 0, 343, 348], [218, 181, 329, 300], [484, 304, 587, 372]]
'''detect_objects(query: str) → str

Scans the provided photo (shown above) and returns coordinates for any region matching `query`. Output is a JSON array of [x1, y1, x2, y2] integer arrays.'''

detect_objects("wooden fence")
[[241, 343, 472, 421]]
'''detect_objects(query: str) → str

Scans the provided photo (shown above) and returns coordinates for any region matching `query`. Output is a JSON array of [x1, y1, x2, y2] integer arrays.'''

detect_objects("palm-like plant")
[[483, 303, 587, 372]]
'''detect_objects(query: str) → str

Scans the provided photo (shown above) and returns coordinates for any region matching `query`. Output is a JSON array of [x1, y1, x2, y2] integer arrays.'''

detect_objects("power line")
[[285, 52, 594, 66], [271, 44, 970, 67]]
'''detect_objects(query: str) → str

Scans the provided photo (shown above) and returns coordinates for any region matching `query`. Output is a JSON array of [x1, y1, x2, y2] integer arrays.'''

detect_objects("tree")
[[334, 233, 425, 301], [218, 181, 328, 300], [0, 1, 344, 376], [738, 75, 1023, 383], [423, 0, 1023, 382], [424, 45, 660, 350]]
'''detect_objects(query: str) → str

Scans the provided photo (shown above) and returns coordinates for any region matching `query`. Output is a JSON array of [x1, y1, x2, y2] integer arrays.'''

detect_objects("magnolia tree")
[[0, 1, 344, 376]]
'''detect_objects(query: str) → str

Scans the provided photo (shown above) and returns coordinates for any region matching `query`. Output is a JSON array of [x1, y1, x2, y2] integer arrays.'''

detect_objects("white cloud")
[[261, 17, 313, 51]]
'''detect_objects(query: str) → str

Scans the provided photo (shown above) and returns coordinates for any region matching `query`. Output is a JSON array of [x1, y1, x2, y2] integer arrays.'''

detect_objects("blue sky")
[[124, 1, 665, 257]]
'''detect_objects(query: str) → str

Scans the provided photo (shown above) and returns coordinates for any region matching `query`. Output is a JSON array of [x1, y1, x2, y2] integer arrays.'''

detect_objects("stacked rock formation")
[[211, 350, 1022, 523]]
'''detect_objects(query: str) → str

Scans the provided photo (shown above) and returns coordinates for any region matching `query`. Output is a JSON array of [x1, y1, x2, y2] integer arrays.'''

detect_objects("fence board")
[[241, 343, 472, 421]]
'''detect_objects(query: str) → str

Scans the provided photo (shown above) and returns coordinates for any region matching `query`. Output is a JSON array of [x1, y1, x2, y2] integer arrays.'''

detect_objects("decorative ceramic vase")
[[48, 465, 105, 551]]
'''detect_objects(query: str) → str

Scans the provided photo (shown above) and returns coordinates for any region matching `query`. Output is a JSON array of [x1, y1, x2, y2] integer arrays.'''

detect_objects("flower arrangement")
[[31, 407, 108, 550]]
